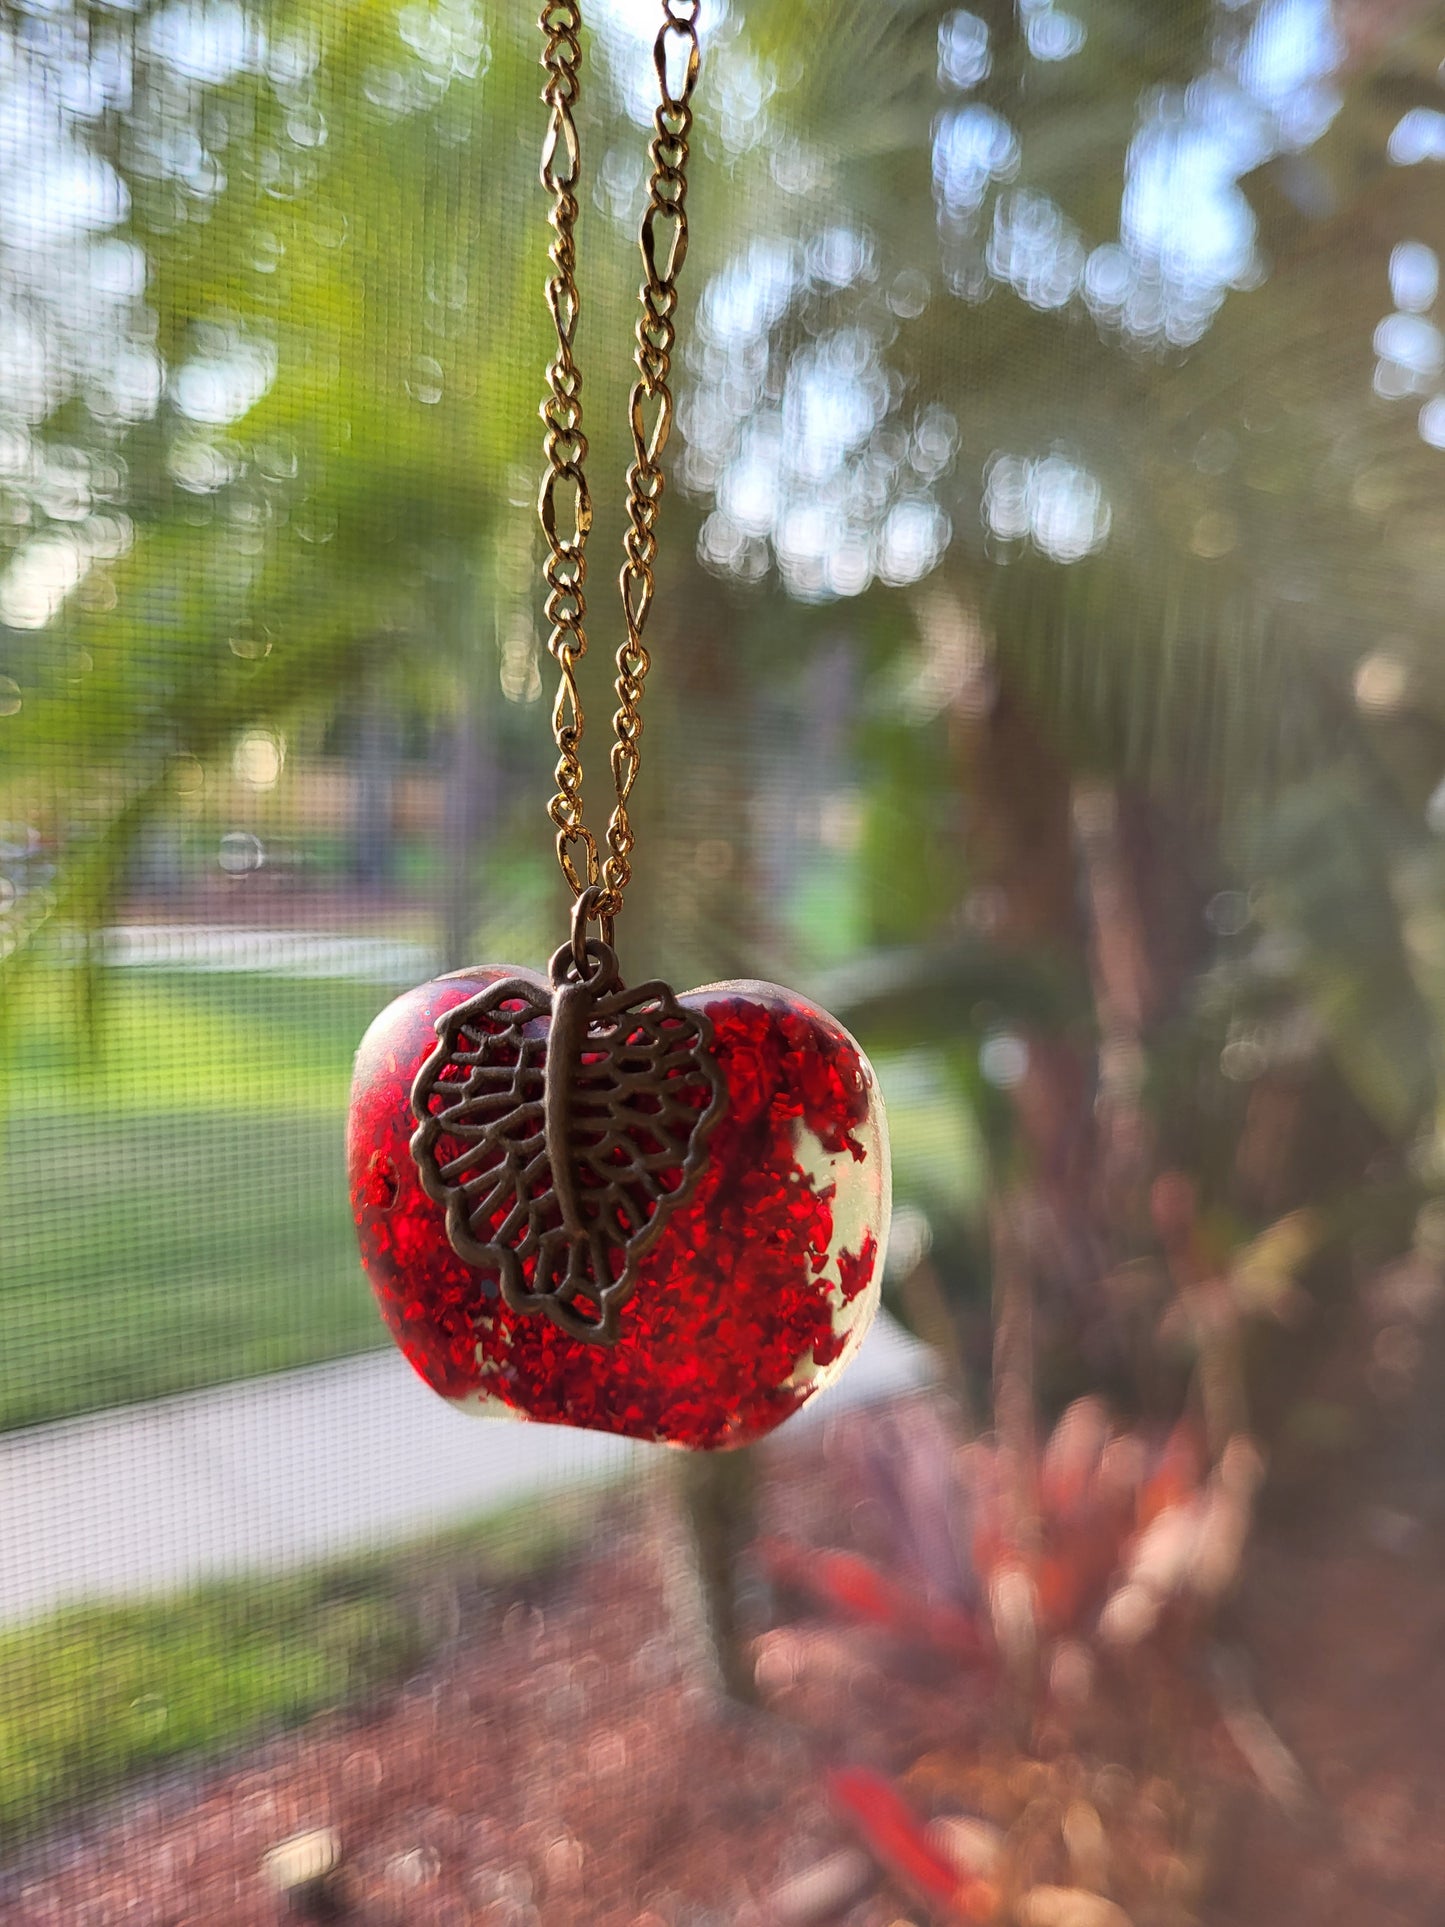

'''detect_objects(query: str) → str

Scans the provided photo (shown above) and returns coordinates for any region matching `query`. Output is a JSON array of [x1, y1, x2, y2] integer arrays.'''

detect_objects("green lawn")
[[0, 1490, 595, 1851], [0, 969, 397, 1432], [0, 962, 982, 1433]]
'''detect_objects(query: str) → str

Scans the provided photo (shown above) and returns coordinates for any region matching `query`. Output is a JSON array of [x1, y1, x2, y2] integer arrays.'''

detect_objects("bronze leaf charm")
[[409, 937, 726, 1345]]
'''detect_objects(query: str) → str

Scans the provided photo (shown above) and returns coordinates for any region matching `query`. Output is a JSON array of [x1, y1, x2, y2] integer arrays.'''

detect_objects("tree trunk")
[[353, 688, 400, 891], [671, 1449, 760, 1705]]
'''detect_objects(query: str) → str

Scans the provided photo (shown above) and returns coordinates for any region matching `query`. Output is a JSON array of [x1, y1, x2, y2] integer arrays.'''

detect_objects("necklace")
[[347, 1, 891, 1449]]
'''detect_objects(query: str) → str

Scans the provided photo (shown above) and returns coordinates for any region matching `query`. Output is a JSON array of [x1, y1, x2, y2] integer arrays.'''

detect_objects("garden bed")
[[4, 1396, 1443, 1926]]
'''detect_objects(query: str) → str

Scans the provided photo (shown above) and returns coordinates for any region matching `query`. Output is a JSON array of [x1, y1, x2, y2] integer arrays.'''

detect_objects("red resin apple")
[[348, 967, 890, 1449]]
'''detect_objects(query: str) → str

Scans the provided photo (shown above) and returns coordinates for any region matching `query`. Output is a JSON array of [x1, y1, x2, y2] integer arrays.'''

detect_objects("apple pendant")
[[347, 940, 891, 1450]]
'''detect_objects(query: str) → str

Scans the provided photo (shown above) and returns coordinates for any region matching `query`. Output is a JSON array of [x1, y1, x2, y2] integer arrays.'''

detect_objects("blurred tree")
[[726, 0, 1445, 1389]]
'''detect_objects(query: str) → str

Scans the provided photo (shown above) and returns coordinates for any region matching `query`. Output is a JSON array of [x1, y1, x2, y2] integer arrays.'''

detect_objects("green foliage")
[[3, 0, 1442, 949], [857, 713, 964, 946], [0, 1487, 595, 1849], [0, 1577, 411, 1845], [729, 0, 1445, 841], [1249, 779, 1443, 1136]]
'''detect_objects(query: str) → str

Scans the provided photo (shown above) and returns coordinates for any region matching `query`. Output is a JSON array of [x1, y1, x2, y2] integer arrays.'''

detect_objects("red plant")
[[827, 1766, 996, 1923], [758, 1538, 990, 1667]]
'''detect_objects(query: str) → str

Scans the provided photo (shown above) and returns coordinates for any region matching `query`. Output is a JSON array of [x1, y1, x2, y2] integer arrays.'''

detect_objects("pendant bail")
[[571, 883, 614, 972]]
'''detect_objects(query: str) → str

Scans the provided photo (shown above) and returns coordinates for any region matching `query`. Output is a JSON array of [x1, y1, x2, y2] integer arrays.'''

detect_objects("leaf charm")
[[409, 939, 726, 1344]]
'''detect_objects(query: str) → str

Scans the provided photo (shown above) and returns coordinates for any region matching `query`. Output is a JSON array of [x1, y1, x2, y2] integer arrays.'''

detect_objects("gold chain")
[[538, 2, 595, 905], [537, 0, 701, 929]]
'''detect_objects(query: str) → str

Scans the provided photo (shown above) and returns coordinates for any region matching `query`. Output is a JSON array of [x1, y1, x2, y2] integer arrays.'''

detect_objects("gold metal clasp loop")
[[570, 882, 615, 972]]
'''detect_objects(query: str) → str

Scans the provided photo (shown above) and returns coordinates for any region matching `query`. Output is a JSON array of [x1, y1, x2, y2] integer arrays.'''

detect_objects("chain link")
[[536, 0, 701, 926], [539, 2, 597, 901]]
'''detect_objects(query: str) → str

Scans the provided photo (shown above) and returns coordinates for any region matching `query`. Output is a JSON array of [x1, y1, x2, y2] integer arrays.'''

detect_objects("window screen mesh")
[[4, 2, 1445, 1921]]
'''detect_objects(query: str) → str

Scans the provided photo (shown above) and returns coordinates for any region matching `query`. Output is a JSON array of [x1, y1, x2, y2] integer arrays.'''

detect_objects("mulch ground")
[[1214, 1507, 1445, 1927], [4, 1396, 1445, 1927]]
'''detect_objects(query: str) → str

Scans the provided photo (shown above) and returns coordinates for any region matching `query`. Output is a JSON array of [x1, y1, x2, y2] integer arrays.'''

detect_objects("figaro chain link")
[[537, 1, 701, 927]]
